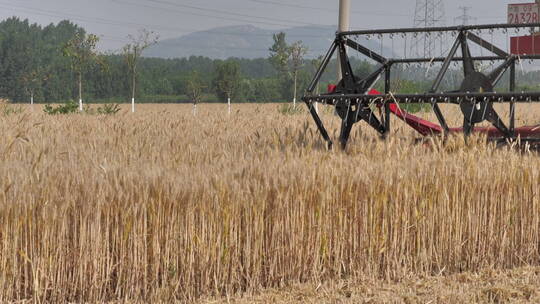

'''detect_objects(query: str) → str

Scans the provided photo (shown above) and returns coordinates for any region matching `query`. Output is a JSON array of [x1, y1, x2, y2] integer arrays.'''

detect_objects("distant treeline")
[[1, 17, 540, 104], [0, 17, 341, 103]]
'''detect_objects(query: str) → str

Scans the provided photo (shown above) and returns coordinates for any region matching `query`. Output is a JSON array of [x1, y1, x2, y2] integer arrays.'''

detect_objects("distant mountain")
[[144, 24, 394, 60]]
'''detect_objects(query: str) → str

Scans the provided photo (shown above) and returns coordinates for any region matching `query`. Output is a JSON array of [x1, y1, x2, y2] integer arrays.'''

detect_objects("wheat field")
[[0, 103, 539, 303]]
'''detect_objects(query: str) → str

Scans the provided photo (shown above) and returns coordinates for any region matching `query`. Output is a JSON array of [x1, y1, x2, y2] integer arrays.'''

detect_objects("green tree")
[[40, 20, 84, 102], [214, 60, 242, 113], [268, 33, 309, 106], [247, 78, 281, 102], [289, 41, 308, 108], [21, 69, 49, 105], [63, 32, 101, 110], [269, 32, 289, 76], [186, 70, 205, 115], [268, 32, 293, 102], [0, 18, 39, 102], [123, 29, 159, 112], [391, 79, 430, 113]]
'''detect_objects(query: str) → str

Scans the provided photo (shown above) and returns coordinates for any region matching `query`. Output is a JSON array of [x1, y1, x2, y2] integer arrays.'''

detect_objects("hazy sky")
[[0, 0, 529, 51]]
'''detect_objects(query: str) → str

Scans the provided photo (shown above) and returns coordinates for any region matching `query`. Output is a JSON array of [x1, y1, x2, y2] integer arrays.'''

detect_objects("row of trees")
[[0, 17, 320, 105], [8, 21, 159, 111]]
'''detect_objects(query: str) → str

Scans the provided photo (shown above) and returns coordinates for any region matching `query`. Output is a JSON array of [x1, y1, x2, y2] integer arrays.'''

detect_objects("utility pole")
[[337, 0, 350, 81], [455, 6, 476, 25]]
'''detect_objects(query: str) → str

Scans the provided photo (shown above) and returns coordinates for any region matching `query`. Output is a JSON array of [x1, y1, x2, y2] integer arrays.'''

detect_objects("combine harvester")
[[302, 21, 540, 149]]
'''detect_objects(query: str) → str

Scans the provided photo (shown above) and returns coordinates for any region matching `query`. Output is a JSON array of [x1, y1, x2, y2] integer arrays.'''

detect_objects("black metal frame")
[[302, 23, 540, 149]]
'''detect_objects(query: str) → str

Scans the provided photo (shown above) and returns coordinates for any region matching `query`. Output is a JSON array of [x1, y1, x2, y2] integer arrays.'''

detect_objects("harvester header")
[[303, 23, 540, 149]]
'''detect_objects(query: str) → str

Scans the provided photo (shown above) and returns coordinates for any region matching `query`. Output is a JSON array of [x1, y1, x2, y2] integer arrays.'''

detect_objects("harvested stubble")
[[207, 266, 540, 303], [0, 103, 539, 303]]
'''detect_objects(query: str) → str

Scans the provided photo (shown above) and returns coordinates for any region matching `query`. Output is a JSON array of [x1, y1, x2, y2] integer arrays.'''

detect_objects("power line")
[[248, 0, 412, 17], [0, 1, 337, 56], [0, 2, 184, 32], [249, 0, 504, 22], [111, 0, 329, 29], [144, 0, 327, 28], [0, 0, 332, 33], [0, 4, 330, 55], [0, 2, 333, 40], [114, 0, 336, 36]]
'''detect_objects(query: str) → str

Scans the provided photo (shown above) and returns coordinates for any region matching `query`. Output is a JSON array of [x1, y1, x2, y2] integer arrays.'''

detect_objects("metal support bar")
[[307, 41, 338, 93], [432, 104, 449, 133], [488, 56, 515, 86], [467, 32, 508, 57], [430, 34, 462, 93], [338, 40, 357, 88], [463, 118, 474, 136], [341, 23, 540, 36], [460, 32, 475, 77], [339, 104, 387, 149], [424, 33, 458, 134], [358, 64, 387, 93], [390, 54, 540, 64], [510, 61, 516, 133], [339, 106, 356, 150], [384, 66, 391, 94], [357, 108, 386, 135], [305, 99, 333, 149], [486, 108, 511, 137], [384, 66, 391, 136], [305, 92, 540, 104], [345, 38, 387, 64]]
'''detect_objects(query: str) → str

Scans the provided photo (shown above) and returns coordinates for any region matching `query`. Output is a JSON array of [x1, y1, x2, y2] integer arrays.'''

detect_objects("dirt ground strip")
[[203, 267, 540, 304]]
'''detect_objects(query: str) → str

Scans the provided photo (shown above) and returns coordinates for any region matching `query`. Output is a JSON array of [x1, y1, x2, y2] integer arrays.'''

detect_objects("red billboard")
[[511, 35, 540, 55]]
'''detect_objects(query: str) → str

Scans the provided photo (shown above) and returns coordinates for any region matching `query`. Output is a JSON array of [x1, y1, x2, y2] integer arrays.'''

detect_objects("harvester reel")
[[459, 72, 494, 124], [302, 23, 540, 150]]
